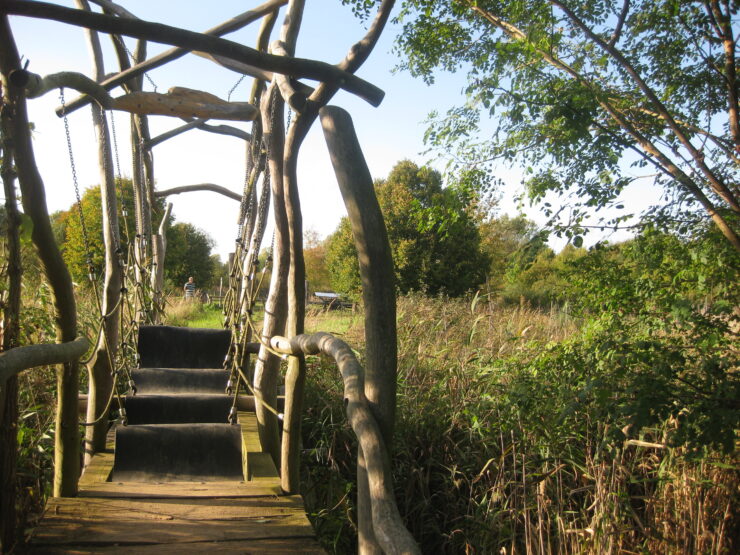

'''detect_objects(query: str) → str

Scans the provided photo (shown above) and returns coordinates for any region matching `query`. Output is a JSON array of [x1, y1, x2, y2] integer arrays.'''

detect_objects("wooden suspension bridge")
[[0, 0, 418, 553], [28, 325, 324, 553]]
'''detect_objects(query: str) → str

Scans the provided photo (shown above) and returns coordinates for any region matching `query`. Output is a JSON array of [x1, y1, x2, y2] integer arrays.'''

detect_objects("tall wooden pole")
[[0, 76, 23, 552], [0, 15, 80, 498], [75, 0, 123, 465], [253, 83, 287, 464], [321, 105, 397, 555]]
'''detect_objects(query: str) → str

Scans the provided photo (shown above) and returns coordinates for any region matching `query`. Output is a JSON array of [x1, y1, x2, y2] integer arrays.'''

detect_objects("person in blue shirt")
[[183, 276, 196, 299]]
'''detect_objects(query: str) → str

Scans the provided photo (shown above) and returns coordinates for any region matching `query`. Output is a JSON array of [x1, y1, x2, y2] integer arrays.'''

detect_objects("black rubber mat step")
[[131, 368, 230, 395], [112, 423, 243, 482], [138, 325, 231, 369], [124, 394, 233, 425]]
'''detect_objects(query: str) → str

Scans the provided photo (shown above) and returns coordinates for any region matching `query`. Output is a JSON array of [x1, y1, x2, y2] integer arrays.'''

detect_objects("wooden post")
[[75, 0, 123, 466], [0, 15, 80, 497], [151, 202, 172, 324], [253, 84, 287, 465], [321, 105, 397, 554], [0, 77, 23, 552]]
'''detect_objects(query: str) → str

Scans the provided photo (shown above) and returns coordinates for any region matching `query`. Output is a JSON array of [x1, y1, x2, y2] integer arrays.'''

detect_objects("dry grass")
[[301, 294, 738, 554]]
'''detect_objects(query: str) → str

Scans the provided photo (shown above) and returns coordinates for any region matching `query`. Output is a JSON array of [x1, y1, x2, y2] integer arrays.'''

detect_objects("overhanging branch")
[[0, 1, 384, 111], [154, 183, 242, 202]]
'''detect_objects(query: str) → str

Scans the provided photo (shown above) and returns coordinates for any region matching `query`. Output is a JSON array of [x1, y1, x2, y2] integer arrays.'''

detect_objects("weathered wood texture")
[[320, 104, 399, 555], [111, 89, 258, 121], [59, 0, 289, 115], [154, 184, 242, 202], [270, 333, 419, 555], [1, 1, 384, 111], [0, 338, 88, 384], [30, 416, 321, 553]]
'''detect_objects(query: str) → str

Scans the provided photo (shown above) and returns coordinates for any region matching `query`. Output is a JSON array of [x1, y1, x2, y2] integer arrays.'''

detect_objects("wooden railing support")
[[320, 105, 397, 554], [272, 333, 418, 555], [1, 16, 81, 497], [0, 338, 90, 386]]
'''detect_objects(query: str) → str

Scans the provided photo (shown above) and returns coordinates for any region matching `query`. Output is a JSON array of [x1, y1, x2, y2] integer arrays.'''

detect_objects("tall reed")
[[300, 294, 738, 554]]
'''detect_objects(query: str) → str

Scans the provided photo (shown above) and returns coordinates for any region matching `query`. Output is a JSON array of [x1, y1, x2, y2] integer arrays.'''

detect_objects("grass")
[[305, 304, 363, 337], [299, 293, 738, 554], [163, 297, 224, 328]]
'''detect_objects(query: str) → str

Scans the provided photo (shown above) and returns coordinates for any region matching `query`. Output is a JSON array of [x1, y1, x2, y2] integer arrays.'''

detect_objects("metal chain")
[[98, 110, 121, 254], [227, 74, 247, 102], [109, 111, 131, 245], [118, 36, 158, 92], [60, 88, 94, 276], [130, 130, 143, 236]]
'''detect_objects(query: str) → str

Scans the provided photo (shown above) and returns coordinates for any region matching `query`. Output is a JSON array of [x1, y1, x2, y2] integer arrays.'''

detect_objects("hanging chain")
[[227, 74, 247, 102], [117, 36, 158, 92], [109, 111, 131, 245], [60, 88, 94, 277], [98, 110, 121, 255]]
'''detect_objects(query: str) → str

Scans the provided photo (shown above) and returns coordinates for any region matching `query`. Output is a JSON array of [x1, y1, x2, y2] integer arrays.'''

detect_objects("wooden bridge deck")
[[28, 415, 324, 554]]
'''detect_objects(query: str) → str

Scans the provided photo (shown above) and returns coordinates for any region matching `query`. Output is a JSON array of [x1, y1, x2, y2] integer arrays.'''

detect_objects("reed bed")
[[300, 294, 738, 554]]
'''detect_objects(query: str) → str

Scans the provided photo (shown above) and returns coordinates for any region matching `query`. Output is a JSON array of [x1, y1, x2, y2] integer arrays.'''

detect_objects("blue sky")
[[7, 1, 655, 259]]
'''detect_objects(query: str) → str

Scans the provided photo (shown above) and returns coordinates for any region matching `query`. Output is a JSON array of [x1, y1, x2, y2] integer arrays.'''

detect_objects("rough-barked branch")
[[154, 183, 241, 202], [0, 338, 89, 386], [270, 332, 419, 555], [1, 1, 384, 112]]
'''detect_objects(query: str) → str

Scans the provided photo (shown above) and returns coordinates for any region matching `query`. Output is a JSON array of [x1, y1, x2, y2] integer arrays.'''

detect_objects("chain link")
[[117, 36, 158, 92], [227, 74, 247, 102], [60, 88, 94, 276]]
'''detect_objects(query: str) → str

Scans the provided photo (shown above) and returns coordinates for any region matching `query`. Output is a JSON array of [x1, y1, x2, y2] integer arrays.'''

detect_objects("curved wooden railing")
[[0, 337, 89, 384], [271, 332, 419, 555]]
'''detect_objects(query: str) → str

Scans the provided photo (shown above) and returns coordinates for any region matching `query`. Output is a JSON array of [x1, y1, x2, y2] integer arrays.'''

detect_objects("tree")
[[303, 229, 332, 292], [56, 178, 165, 283], [394, 0, 740, 251], [326, 160, 489, 298], [479, 214, 542, 286], [164, 222, 215, 290]]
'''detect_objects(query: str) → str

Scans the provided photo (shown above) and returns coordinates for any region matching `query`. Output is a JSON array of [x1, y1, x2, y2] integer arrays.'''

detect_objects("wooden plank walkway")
[[28, 415, 324, 553]]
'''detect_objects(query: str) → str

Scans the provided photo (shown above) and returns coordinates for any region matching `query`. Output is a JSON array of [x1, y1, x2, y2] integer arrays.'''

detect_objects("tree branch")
[[608, 0, 630, 47], [154, 183, 241, 201], [0, 1, 384, 113], [0, 338, 89, 385], [8, 69, 112, 108], [552, 0, 739, 214]]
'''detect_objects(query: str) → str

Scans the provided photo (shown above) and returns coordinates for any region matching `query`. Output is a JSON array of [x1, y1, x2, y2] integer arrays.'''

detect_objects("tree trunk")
[[0, 83, 23, 552], [321, 106, 397, 555], [0, 15, 80, 497], [76, 0, 122, 466]]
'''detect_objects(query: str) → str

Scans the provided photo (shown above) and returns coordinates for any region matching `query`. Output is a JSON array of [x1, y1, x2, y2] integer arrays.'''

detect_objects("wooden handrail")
[[271, 332, 420, 555], [0, 337, 89, 385]]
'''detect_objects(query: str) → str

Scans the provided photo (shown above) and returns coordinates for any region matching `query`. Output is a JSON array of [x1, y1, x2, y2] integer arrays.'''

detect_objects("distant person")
[[184, 276, 196, 299]]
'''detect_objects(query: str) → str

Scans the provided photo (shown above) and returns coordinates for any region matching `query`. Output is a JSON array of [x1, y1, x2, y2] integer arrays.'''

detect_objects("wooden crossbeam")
[[111, 88, 258, 121], [0, 1, 384, 114]]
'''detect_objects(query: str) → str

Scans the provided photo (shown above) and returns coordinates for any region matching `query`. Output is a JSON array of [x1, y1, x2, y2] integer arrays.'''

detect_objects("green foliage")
[[56, 178, 161, 283], [553, 227, 740, 453], [304, 230, 333, 292], [301, 294, 738, 553], [54, 179, 216, 290], [394, 0, 740, 247], [326, 160, 489, 298], [164, 222, 216, 290]]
